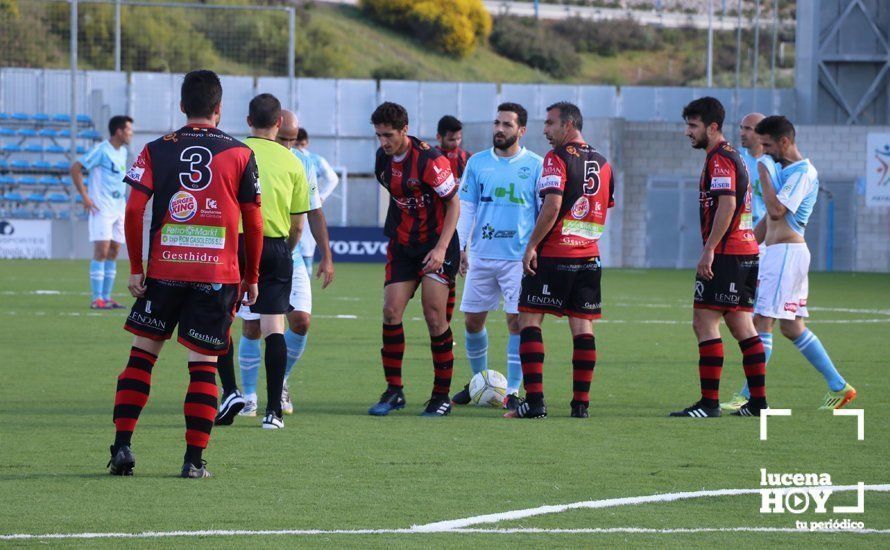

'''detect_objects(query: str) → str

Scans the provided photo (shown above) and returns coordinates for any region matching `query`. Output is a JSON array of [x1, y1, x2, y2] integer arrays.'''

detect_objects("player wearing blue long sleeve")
[[729, 116, 855, 411], [451, 103, 543, 410]]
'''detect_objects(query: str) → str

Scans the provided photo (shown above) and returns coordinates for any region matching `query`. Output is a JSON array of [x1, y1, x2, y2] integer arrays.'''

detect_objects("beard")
[[493, 133, 518, 150], [691, 135, 708, 149]]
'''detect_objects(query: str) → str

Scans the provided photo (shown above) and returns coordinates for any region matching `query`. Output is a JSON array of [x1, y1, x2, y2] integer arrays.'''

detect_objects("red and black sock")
[[572, 334, 596, 405], [431, 328, 454, 397], [113, 346, 158, 449], [382, 323, 405, 390], [698, 338, 724, 408], [740, 335, 767, 405], [184, 361, 218, 467], [520, 327, 545, 405], [446, 284, 456, 324]]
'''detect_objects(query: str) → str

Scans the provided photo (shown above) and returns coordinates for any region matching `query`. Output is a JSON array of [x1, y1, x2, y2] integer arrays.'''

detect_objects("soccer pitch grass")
[[1, 260, 888, 547]]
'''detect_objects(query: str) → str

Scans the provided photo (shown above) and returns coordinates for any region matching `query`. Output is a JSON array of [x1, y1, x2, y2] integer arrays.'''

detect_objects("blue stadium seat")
[[77, 114, 92, 125], [38, 128, 58, 138], [60, 176, 73, 186], [17, 128, 37, 137], [57, 129, 71, 138], [0, 175, 15, 185], [27, 192, 46, 203], [39, 176, 58, 186], [18, 176, 39, 186], [45, 144, 66, 154], [24, 144, 44, 153], [53, 113, 71, 123], [75, 194, 83, 203], [32, 160, 53, 171], [54, 160, 70, 171], [0, 159, 8, 170], [0, 113, 9, 121], [57, 210, 71, 220], [78, 129, 101, 140], [0, 127, 14, 137], [2, 144, 22, 153], [76, 145, 87, 155], [11, 113, 29, 122], [33, 113, 50, 123], [47, 191, 69, 203], [10, 159, 30, 170], [4, 191, 24, 202]]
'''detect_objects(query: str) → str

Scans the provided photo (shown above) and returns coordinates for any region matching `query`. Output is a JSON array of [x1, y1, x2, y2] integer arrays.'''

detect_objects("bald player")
[[722, 113, 781, 411]]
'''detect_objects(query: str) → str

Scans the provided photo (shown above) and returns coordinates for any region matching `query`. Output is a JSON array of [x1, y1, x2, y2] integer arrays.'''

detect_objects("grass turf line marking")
[[411, 484, 890, 531], [4, 485, 888, 540]]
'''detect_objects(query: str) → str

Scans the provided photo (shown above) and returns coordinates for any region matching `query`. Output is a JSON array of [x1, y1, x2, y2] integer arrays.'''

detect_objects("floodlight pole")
[[288, 6, 295, 110], [706, 0, 713, 87], [735, 0, 741, 89], [114, 0, 121, 72], [70, 0, 79, 259], [770, 0, 778, 89]]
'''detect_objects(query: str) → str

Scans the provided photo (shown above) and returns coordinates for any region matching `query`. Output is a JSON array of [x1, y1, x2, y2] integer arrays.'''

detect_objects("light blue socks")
[[794, 329, 846, 391], [284, 329, 307, 380], [102, 260, 116, 301], [507, 333, 522, 395], [89, 260, 104, 301], [239, 336, 262, 397], [465, 328, 488, 375]]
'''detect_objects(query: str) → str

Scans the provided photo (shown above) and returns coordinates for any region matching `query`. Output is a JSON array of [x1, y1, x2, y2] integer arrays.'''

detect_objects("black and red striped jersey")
[[436, 146, 471, 180], [375, 136, 457, 247], [124, 124, 260, 284], [536, 142, 615, 258], [698, 141, 757, 255]]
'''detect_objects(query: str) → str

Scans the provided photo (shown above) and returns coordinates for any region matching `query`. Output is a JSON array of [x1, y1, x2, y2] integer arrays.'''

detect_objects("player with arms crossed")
[[670, 97, 768, 418], [751, 116, 856, 410], [71, 115, 134, 309], [368, 102, 461, 417], [450, 102, 543, 410], [108, 70, 263, 478], [509, 102, 614, 420]]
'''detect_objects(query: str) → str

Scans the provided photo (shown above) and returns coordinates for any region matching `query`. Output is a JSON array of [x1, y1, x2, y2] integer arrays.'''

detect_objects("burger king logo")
[[571, 197, 590, 219], [169, 191, 198, 222]]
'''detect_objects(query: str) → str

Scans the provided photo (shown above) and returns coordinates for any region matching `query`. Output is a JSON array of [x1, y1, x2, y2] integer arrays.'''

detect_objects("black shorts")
[[519, 256, 602, 319], [694, 253, 758, 312], [384, 235, 460, 287], [124, 278, 239, 355], [249, 237, 293, 315]]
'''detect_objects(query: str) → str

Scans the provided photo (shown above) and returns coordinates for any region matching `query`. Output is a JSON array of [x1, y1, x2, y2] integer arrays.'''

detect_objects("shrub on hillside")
[[360, 0, 491, 58], [490, 16, 580, 79], [553, 16, 660, 56]]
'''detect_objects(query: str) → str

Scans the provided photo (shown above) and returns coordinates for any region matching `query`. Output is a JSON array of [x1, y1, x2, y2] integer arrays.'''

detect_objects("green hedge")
[[489, 17, 580, 79]]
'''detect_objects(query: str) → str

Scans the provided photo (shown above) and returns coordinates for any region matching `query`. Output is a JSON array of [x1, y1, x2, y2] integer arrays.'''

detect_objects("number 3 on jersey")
[[179, 146, 213, 190], [583, 160, 601, 196]]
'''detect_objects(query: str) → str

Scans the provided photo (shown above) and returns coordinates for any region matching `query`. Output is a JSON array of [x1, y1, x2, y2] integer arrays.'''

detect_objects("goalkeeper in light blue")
[[722, 115, 856, 411], [451, 103, 543, 410]]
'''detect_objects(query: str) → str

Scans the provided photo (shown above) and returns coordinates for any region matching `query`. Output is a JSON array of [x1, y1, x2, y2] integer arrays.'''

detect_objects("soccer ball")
[[469, 370, 508, 407]]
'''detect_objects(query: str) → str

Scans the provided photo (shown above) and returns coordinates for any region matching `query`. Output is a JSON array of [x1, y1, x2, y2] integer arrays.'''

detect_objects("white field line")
[[412, 484, 890, 531], [3, 485, 889, 541]]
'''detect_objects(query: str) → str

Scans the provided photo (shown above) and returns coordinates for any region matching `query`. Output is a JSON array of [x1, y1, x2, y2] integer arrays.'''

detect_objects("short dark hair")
[[371, 102, 409, 130], [497, 102, 528, 127], [755, 115, 796, 142], [437, 115, 462, 136], [682, 96, 725, 131], [297, 127, 309, 142], [546, 101, 583, 131], [108, 115, 132, 136], [248, 93, 281, 130], [181, 70, 222, 119]]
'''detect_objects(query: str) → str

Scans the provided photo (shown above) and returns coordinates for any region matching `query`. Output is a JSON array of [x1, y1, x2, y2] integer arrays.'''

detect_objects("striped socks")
[[740, 336, 767, 405], [184, 361, 218, 467], [431, 328, 454, 396], [113, 347, 157, 448], [572, 334, 596, 405], [520, 327, 545, 405], [698, 338, 724, 408], [381, 323, 405, 390]]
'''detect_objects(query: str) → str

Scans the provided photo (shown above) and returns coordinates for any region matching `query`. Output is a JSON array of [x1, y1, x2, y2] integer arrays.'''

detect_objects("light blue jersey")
[[740, 148, 779, 227], [459, 147, 543, 261], [290, 147, 322, 261], [79, 140, 128, 214], [777, 159, 819, 235]]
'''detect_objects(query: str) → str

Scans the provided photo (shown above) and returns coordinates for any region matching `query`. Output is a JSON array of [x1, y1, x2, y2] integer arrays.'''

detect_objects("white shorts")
[[754, 243, 810, 320], [460, 257, 523, 315], [238, 258, 312, 320], [89, 212, 125, 243]]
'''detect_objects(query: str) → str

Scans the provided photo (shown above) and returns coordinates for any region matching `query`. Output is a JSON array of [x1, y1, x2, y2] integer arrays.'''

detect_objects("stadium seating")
[[0, 111, 99, 219]]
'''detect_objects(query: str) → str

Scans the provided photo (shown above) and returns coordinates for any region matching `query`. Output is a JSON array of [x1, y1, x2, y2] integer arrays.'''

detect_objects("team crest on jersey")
[[163, 133, 178, 143], [565, 145, 580, 157], [418, 141, 431, 150], [571, 196, 590, 219], [169, 190, 198, 222], [518, 166, 531, 179]]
